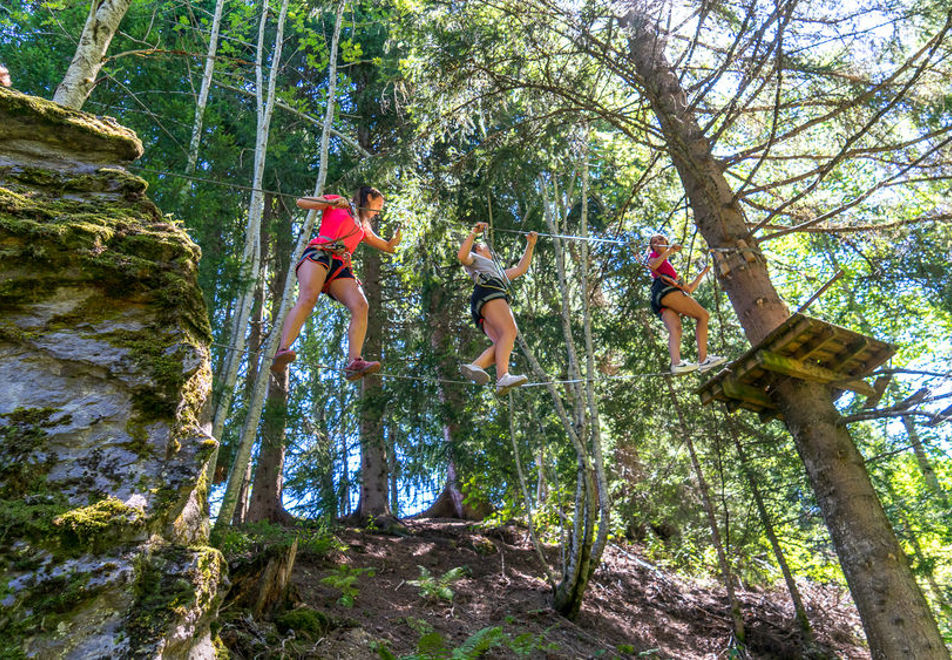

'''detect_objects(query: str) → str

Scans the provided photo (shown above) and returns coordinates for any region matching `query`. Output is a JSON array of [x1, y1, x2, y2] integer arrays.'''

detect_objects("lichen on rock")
[[0, 87, 226, 657]]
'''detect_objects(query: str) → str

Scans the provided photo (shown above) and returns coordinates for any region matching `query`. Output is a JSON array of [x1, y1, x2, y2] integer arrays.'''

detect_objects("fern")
[[407, 565, 471, 602], [320, 565, 375, 607]]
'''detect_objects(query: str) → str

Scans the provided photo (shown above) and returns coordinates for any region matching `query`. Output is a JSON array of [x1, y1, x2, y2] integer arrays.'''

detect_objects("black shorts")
[[650, 277, 681, 317], [470, 277, 510, 335], [296, 246, 356, 298]]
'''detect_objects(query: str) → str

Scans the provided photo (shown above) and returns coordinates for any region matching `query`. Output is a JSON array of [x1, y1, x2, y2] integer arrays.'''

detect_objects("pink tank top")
[[308, 195, 365, 254], [648, 251, 678, 280]]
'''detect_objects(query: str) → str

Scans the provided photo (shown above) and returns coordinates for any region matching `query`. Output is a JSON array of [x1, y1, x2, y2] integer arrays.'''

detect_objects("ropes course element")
[[127, 164, 764, 254], [211, 342, 675, 388]]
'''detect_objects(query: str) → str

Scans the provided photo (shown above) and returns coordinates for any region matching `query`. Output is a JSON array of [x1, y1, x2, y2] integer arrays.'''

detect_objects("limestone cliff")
[[0, 87, 226, 658]]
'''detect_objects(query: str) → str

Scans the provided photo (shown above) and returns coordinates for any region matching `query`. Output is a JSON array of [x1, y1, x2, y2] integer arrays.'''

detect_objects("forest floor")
[[219, 518, 869, 659]]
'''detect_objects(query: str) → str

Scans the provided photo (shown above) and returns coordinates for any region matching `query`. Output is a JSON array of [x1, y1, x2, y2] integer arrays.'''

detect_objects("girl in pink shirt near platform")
[[271, 186, 401, 380], [644, 234, 725, 375]]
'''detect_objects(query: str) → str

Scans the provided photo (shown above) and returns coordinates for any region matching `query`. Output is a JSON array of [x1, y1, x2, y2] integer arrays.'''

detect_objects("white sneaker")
[[670, 360, 698, 375], [496, 373, 528, 396], [460, 363, 490, 385], [697, 354, 727, 373]]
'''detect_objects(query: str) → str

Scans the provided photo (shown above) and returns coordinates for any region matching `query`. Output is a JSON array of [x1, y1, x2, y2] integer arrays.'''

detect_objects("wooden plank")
[[757, 349, 877, 397], [792, 325, 836, 360], [767, 316, 813, 355], [721, 376, 775, 410], [827, 336, 870, 371], [851, 343, 897, 377], [861, 375, 892, 409]]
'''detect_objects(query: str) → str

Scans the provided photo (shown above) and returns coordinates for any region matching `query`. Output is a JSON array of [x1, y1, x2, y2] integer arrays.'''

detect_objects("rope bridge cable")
[[129, 164, 769, 254], [212, 341, 679, 387]]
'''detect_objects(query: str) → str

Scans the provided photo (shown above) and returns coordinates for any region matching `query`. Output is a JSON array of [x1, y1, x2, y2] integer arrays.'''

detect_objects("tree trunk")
[[725, 416, 811, 638], [902, 416, 947, 505], [185, 0, 227, 176], [417, 270, 492, 520], [213, 0, 331, 535], [246, 370, 293, 523], [667, 380, 745, 643], [623, 12, 947, 657], [247, 203, 294, 525], [210, 0, 288, 450], [53, 0, 133, 109], [354, 248, 394, 523]]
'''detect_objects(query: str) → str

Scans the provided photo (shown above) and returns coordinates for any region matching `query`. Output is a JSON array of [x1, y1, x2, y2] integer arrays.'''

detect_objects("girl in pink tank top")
[[272, 186, 402, 381], [643, 234, 725, 375]]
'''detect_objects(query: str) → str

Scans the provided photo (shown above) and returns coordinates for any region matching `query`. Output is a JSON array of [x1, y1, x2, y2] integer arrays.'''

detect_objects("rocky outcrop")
[[0, 88, 226, 657]]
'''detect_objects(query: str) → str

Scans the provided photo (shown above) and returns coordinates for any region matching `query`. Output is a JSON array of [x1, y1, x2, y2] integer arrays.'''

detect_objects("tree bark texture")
[[53, 0, 133, 109], [622, 11, 946, 657], [355, 248, 392, 521], [417, 275, 492, 520]]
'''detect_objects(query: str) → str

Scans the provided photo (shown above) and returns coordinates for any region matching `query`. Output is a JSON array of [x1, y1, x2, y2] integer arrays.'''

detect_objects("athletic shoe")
[[496, 372, 528, 396], [460, 363, 490, 385], [697, 354, 728, 373], [670, 360, 698, 375], [344, 357, 381, 381], [271, 348, 296, 372]]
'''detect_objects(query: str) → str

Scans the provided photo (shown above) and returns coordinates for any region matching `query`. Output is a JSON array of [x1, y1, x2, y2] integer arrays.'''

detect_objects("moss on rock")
[[128, 544, 226, 652], [275, 607, 331, 639], [53, 497, 146, 552], [0, 407, 68, 497], [0, 87, 142, 162]]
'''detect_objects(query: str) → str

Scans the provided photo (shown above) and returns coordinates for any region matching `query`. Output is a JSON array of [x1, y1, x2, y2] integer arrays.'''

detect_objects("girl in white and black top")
[[457, 222, 537, 396]]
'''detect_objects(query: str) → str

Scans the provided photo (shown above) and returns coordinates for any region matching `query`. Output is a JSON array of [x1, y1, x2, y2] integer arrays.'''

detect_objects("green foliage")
[[320, 565, 375, 607], [376, 624, 558, 660], [213, 520, 341, 562], [407, 565, 471, 602], [274, 607, 330, 639], [376, 626, 507, 660]]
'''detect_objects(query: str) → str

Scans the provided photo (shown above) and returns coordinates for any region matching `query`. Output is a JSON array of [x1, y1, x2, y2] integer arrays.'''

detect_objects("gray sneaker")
[[697, 355, 727, 373], [460, 363, 490, 385], [495, 373, 528, 396], [670, 360, 698, 375]]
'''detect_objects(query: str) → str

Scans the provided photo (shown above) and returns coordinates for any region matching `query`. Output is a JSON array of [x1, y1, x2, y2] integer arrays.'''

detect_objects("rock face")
[[0, 88, 226, 658]]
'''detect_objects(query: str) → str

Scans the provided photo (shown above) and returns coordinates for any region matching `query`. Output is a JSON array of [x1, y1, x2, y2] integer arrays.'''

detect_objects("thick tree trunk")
[[247, 199, 293, 524], [354, 248, 394, 523], [417, 273, 492, 520], [623, 12, 946, 657], [246, 371, 293, 523], [53, 0, 133, 109]]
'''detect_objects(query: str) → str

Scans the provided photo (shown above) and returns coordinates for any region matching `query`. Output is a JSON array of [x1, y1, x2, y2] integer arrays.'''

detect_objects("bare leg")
[[279, 260, 328, 351], [480, 298, 518, 376], [659, 308, 683, 364], [660, 291, 710, 361], [327, 277, 369, 361], [473, 343, 496, 370]]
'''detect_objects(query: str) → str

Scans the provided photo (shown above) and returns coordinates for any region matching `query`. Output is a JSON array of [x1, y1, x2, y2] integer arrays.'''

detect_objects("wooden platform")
[[697, 313, 896, 419]]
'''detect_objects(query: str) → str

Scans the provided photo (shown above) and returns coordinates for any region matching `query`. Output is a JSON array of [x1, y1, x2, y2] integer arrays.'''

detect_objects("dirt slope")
[[222, 518, 868, 659]]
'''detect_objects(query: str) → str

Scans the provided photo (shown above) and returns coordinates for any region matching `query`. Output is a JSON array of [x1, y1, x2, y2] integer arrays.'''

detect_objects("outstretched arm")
[[363, 222, 402, 254], [505, 232, 538, 280], [644, 242, 681, 271], [457, 222, 487, 265], [685, 264, 711, 293], [296, 195, 350, 212]]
